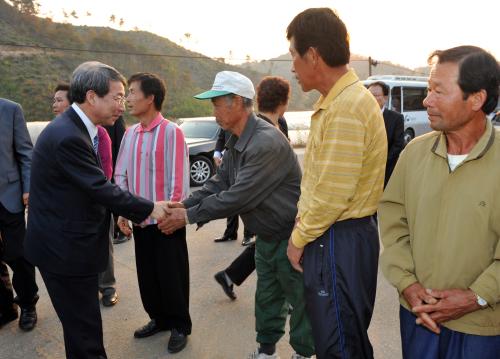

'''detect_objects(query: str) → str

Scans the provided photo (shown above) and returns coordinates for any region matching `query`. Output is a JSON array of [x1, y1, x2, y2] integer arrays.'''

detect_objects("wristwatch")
[[474, 292, 488, 308]]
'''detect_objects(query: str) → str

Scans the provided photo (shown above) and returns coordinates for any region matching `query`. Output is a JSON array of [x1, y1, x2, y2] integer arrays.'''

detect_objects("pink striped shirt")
[[114, 113, 190, 225]]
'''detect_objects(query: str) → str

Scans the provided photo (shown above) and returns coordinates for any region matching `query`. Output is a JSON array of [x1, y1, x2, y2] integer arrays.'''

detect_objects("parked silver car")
[[179, 117, 221, 186]]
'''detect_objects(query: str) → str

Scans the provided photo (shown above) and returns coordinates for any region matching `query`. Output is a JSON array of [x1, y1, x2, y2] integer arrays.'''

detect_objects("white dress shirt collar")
[[71, 103, 98, 141]]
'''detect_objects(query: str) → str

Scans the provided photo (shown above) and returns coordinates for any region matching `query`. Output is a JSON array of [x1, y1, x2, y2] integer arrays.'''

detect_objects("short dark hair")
[[368, 81, 389, 96], [257, 76, 290, 113], [286, 8, 350, 67], [70, 61, 126, 104], [428, 46, 500, 114], [128, 72, 166, 111], [54, 83, 70, 94]]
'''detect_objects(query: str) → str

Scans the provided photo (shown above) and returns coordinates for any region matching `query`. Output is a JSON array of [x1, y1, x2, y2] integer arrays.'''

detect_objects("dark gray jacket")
[[0, 98, 33, 213], [184, 113, 301, 241]]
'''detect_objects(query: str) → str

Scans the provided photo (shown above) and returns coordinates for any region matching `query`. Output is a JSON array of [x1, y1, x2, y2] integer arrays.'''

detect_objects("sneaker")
[[291, 354, 312, 359], [248, 349, 280, 359]]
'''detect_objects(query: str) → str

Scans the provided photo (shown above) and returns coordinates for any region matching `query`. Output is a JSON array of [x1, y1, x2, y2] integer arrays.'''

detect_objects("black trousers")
[[302, 216, 379, 359], [41, 270, 107, 359], [0, 203, 38, 309], [0, 260, 15, 313], [133, 225, 192, 335], [225, 243, 256, 286], [224, 215, 254, 238]]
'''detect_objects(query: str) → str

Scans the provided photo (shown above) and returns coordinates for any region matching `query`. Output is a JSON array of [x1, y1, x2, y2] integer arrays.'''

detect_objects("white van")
[[364, 75, 429, 144]]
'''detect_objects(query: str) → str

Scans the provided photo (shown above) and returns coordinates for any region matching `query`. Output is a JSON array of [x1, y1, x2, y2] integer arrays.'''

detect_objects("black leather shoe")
[[241, 236, 254, 246], [214, 271, 236, 300], [0, 307, 18, 328], [167, 328, 188, 353], [19, 306, 37, 331], [134, 319, 166, 338], [214, 235, 237, 243], [102, 292, 118, 307]]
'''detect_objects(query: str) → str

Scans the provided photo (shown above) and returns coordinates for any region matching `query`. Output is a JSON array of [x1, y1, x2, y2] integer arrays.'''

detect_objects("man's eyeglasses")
[[112, 96, 126, 105]]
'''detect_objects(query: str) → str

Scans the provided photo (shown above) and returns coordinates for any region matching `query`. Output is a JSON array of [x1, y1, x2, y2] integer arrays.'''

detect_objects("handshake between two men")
[[117, 201, 187, 236]]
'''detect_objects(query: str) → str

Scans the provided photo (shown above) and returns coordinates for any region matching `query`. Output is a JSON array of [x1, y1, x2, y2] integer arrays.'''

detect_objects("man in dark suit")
[[0, 98, 39, 332], [25, 61, 166, 359], [369, 81, 405, 187]]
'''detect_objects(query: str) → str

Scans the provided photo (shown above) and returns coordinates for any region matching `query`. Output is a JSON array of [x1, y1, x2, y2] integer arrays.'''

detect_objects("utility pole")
[[368, 56, 378, 77]]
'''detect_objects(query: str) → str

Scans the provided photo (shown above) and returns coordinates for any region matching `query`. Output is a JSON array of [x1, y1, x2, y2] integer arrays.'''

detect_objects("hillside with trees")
[[0, 0, 424, 123], [0, 0, 288, 122]]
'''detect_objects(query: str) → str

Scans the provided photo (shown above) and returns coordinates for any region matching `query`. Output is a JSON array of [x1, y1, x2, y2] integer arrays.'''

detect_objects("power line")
[[0, 41, 427, 74], [0, 41, 214, 59]]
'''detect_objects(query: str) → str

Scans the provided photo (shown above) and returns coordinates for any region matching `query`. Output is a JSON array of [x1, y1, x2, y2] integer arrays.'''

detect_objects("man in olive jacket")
[[380, 46, 500, 358]]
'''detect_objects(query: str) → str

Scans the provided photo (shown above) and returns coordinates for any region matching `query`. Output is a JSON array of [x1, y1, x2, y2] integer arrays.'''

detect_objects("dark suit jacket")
[[0, 98, 33, 214], [25, 107, 153, 276], [215, 128, 232, 153], [383, 108, 404, 187], [103, 116, 126, 172]]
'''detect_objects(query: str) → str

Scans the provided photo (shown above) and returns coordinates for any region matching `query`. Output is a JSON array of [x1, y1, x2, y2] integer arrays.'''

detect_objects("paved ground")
[[0, 149, 403, 358]]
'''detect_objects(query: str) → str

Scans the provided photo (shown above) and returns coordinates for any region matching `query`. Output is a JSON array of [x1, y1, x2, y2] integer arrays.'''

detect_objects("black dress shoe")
[[19, 306, 37, 331], [241, 236, 254, 246], [134, 319, 166, 338], [214, 235, 237, 243], [113, 232, 131, 244], [102, 292, 118, 307], [214, 271, 236, 300], [167, 328, 188, 353], [0, 308, 18, 328]]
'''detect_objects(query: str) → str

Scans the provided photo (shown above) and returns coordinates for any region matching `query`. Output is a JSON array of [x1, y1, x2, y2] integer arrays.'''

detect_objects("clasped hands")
[[402, 282, 481, 334], [117, 201, 187, 236]]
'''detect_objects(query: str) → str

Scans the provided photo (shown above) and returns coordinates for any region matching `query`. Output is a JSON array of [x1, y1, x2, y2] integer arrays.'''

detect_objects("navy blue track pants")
[[302, 216, 379, 359], [400, 306, 500, 359]]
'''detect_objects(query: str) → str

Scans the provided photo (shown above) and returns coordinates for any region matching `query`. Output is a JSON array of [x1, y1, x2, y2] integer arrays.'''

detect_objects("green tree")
[[8, 0, 39, 15]]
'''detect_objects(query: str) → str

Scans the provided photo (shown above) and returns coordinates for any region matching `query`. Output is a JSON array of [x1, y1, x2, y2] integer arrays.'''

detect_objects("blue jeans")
[[400, 306, 500, 359]]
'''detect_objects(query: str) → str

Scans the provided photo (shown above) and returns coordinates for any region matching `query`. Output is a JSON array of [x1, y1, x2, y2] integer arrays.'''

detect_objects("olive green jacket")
[[380, 119, 500, 335]]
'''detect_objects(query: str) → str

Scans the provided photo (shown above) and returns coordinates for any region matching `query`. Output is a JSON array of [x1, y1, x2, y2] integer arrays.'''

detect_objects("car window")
[[403, 87, 427, 112], [180, 121, 219, 139]]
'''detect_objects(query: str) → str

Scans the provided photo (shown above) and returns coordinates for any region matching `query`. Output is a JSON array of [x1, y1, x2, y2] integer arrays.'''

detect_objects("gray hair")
[[223, 94, 254, 112], [70, 61, 126, 104]]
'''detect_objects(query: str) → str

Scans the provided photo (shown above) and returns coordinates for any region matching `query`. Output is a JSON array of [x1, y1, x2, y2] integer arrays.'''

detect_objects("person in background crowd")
[[286, 8, 387, 358], [103, 116, 130, 245], [52, 83, 71, 116], [212, 128, 255, 246], [368, 81, 405, 187], [0, 98, 39, 332], [380, 45, 500, 359]]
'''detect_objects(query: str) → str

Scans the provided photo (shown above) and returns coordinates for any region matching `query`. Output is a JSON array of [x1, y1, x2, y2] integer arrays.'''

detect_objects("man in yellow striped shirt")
[[286, 8, 387, 359]]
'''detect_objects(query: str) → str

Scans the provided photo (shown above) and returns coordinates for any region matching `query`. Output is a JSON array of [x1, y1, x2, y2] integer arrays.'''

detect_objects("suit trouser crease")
[[225, 243, 256, 286], [255, 237, 315, 357], [41, 270, 107, 359], [0, 204, 38, 308], [133, 225, 192, 335], [303, 217, 379, 359], [224, 215, 254, 238]]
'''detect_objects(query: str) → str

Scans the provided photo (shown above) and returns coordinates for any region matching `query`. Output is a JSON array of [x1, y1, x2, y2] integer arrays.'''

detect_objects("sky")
[[35, 0, 499, 69]]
